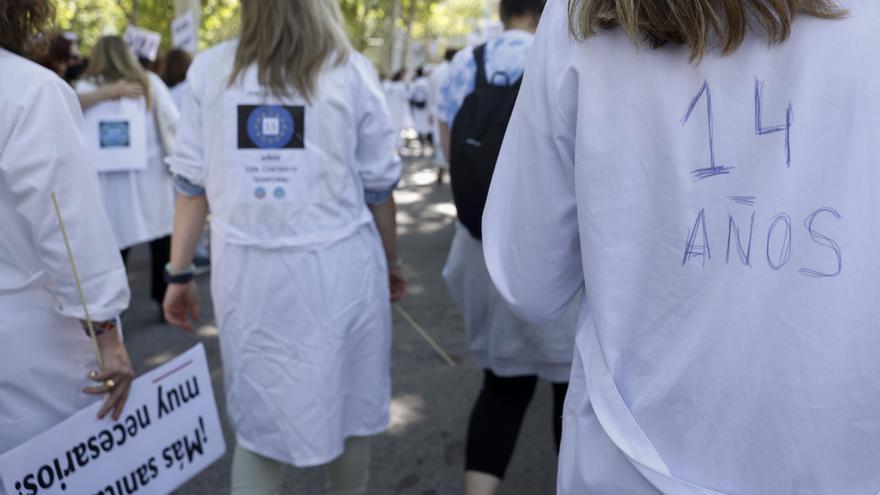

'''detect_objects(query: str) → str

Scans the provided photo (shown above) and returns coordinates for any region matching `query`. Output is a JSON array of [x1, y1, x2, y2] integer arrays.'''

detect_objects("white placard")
[[0, 344, 226, 495], [123, 26, 162, 62], [83, 97, 148, 173], [171, 12, 198, 54]]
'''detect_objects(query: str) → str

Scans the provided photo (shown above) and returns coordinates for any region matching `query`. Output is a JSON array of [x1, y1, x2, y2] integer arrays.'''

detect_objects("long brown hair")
[[569, 0, 845, 60], [82, 36, 152, 108], [0, 0, 54, 57], [229, 0, 352, 101]]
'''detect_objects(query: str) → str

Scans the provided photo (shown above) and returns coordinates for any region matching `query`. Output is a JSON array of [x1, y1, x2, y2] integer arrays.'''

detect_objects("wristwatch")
[[163, 262, 197, 284]]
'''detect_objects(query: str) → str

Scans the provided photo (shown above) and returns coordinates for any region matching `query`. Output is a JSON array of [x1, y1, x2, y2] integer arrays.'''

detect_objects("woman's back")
[[484, 0, 880, 492], [173, 40, 398, 247]]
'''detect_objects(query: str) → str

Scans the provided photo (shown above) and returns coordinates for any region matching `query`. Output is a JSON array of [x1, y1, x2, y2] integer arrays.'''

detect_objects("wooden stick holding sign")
[[51, 192, 105, 370], [394, 304, 457, 367]]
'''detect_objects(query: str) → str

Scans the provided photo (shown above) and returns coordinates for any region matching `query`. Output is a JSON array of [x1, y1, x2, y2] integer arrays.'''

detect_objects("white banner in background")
[[124, 26, 162, 62], [0, 344, 225, 495], [83, 97, 148, 173], [171, 12, 198, 54]]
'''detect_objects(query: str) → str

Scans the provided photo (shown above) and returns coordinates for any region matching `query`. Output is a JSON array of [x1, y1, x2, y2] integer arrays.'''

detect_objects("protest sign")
[[123, 26, 161, 62], [171, 12, 198, 54], [0, 344, 225, 495], [82, 97, 148, 173]]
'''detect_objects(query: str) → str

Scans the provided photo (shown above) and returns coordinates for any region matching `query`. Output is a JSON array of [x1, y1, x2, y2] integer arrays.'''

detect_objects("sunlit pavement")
[[122, 156, 558, 494]]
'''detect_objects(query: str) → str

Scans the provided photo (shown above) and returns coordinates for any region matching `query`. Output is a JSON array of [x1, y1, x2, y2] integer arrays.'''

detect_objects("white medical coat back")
[[168, 41, 401, 466], [484, 0, 880, 493], [76, 73, 179, 249], [384, 80, 415, 133], [0, 50, 130, 489], [409, 76, 433, 134]]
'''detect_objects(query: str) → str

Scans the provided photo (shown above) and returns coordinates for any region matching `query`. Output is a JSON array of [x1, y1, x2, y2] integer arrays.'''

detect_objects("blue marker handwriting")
[[682, 79, 792, 179]]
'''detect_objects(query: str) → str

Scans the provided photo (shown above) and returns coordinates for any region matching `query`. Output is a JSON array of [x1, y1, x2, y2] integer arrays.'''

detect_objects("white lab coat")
[[169, 40, 400, 467], [0, 50, 130, 492], [383, 80, 415, 134], [169, 81, 185, 111], [443, 222, 578, 382], [484, 0, 880, 493], [409, 76, 433, 135], [76, 73, 180, 250]]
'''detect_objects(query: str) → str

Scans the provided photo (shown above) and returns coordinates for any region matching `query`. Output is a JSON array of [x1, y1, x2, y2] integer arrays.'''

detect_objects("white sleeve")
[[149, 73, 181, 158], [351, 55, 402, 193], [0, 77, 130, 321], [482, 0, 583, 323], [166, 58, 206, 186]]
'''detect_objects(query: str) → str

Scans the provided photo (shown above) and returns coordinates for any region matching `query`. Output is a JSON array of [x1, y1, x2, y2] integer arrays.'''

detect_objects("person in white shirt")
[[428, 48, 457, 184], [159, 48, 212, 271], [409, 67, 433, 152], [438, 1, 580, 494], [484, 0, 879, 493], [384, 69, 415, 151], [0, 3, 134, 492], [76, 36, 180, 320], [162, 1, 405, 494]]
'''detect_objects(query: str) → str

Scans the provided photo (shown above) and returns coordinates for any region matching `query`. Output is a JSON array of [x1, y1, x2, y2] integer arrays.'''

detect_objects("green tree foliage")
[[429, 0, 487, 44], [340, 0, 388, 51], [54, 0, 239, 54], [54, 0, 484, 62], [338, 0, 486, 60]]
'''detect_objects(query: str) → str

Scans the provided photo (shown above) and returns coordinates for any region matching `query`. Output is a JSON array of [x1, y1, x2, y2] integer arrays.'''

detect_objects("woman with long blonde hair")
[[76, 36, 179, 319], [482, 0, 880, 492], [163, 1, 404, 494]]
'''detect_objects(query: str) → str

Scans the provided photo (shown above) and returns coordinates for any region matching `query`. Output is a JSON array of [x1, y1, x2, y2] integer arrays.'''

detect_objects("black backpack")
[[450, 44, 522, 240]]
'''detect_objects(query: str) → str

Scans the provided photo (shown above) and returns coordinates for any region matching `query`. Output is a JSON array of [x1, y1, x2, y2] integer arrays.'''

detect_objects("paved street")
[[122, 157, 559, 494]]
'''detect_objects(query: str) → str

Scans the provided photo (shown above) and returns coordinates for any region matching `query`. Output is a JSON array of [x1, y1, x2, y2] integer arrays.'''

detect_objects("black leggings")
[[120, 235, 171, 304], [465, 369, 568, 479]]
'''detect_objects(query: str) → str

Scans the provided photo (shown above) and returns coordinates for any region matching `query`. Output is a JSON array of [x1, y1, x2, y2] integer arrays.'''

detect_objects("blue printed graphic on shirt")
[[437, 30, 534, 126]]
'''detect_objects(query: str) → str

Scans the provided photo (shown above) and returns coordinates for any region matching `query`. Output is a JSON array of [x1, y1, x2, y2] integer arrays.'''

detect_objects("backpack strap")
[[473, 44, 489, 88]]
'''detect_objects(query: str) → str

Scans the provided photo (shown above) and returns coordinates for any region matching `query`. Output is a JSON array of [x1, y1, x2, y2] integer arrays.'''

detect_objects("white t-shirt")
[[484, 0, 880, 492]]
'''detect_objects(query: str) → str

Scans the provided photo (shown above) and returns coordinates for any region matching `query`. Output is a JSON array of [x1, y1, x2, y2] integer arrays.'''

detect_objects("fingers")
[[111, 385, 131, 421], [391, 287, 406, 303], [98, 384, 126, 420], [167, 309, 193, 332], [123, 82, 145, 98], [190, 298, 200, 323], [83, 383, 111, 395], [84, 367, 133, 420], [163, 301, 194, 332], [83, 376, 113, 395], [390, 279, 406, 302]]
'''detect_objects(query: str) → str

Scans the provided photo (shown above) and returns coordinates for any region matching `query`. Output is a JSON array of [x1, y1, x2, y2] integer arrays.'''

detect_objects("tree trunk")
[[383, 0, 402, 74], [401, 0, 418, 71], [128, 0, 140, 25]]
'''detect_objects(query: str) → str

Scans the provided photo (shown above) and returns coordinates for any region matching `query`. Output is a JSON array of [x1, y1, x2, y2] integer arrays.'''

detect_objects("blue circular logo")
[[247, 106, 295, 149], [273, 187, 286, 199], [254, 187, 267, 199]]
